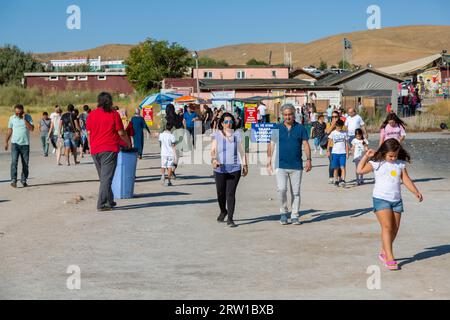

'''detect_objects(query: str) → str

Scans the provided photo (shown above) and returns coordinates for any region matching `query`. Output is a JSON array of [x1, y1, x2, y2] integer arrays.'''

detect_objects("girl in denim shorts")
[[357, 139, 423, 271]]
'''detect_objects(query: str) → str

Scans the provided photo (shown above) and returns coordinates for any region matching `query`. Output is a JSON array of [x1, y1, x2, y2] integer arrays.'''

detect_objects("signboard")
[[142, 105, 154, 127], [307, 90, 342, 108], [118, 109, 129, 128], [244, 103, 258, 129], [251, 123, 276, 143], [211, 91, 235, 112]]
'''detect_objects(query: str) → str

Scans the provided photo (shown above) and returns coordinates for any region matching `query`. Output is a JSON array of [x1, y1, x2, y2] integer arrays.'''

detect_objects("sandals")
[[385, 260, 399, 271], [379, 252, 399, 270]]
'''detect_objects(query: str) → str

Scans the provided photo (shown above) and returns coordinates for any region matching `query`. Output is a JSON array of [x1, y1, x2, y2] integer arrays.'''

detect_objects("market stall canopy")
[[378, 54, 443, 76], [174, 95, 208, 104], [232, 95, 287, 103], [139, 93, 182, 108]]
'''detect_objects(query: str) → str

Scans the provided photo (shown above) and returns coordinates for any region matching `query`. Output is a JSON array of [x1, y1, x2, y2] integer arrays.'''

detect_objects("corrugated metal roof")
[[315, 68, 403, 86], [200, 78, 312, 90]]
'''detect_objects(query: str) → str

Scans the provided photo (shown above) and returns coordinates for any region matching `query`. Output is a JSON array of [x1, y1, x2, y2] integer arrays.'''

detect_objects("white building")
[[50, 56, 125, 72]]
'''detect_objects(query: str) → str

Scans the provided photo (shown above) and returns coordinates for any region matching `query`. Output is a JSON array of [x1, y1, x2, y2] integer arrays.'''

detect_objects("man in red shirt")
[[87, 92, 131, 211]]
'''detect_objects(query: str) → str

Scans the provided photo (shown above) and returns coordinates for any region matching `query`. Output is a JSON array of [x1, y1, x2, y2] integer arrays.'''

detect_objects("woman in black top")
[[59, 104, 81, 166]]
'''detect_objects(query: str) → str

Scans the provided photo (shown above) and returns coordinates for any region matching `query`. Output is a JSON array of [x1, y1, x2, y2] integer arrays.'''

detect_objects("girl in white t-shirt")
[[357, 138, 423, 271], [351, 128, 369, 186]]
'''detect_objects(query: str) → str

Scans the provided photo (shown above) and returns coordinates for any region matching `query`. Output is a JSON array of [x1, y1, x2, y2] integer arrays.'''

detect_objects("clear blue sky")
[[1, 0, 449, 53]]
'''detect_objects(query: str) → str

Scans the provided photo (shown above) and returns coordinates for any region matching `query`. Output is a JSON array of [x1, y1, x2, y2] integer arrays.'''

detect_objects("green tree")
[[125, 38, 191, 93], [0, 45, 44, 86], [194, 56, 229, 67], [246, 58, 269, 66], [319, 59, 328, 71], [338, 59, 352, 70]]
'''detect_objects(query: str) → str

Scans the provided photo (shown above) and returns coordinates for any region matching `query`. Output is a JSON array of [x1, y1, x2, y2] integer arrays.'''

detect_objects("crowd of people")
[[4, 93, 422, 271]]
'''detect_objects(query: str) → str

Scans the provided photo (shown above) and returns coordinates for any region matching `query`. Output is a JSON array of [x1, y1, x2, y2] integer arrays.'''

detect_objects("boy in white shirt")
[[257, 103, 267, 123], [327, 119, 349, 187], [159, 123, 177, 186]]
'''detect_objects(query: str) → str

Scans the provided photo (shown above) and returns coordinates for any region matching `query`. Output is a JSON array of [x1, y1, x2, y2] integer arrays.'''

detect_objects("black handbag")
[[320, 134, 329, 150]]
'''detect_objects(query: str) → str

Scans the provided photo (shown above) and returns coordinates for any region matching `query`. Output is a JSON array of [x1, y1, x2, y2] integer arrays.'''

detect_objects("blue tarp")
[[139, 93, 183, 108]]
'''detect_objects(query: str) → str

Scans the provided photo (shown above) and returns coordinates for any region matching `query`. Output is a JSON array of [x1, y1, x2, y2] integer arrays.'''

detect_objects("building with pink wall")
[[192, 66, 290, 80]]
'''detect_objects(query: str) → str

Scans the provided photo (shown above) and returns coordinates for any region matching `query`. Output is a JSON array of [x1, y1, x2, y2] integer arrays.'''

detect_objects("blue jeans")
[[40, 133, 49, 156], [313, 137, 321, 149], [11, 143, 30, 183]]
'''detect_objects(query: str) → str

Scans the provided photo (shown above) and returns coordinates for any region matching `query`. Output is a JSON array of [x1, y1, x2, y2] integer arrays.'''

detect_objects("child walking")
[[311, 114, 326, 155], [159, 123, 177, 186], [357, 139, 423, 271], [327, 119, 349, 187], [351, 128, 369, 185]]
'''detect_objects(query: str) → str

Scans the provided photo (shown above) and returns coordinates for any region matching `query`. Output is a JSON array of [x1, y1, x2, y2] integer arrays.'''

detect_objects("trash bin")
[[112, 148, 138, 199]]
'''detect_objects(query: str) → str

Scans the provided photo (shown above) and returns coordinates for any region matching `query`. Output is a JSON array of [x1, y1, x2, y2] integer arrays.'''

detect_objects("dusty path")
[[0, 133, 449, 299]]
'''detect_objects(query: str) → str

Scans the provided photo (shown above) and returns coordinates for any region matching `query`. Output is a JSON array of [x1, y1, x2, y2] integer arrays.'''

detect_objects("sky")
[[1, 0, 449, 53]]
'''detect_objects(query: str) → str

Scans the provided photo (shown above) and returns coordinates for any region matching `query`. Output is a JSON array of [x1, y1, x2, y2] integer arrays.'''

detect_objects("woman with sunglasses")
[[325, 111, 346, 184], [211, 113, 248, 228]]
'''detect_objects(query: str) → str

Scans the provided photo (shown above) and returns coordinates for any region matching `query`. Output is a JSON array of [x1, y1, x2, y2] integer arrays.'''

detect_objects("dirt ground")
[[0, 133, 449, 300]]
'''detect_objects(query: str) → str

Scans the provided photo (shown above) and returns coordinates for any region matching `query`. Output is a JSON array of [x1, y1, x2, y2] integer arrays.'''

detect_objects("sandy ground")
[[0, 132, 449, 300]]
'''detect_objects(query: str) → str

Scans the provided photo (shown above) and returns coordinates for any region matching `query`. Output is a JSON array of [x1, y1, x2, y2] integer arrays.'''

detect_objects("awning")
[[378, 54, 442, 75], [139, 93, 182, 108], [232, 95, 287, 103]]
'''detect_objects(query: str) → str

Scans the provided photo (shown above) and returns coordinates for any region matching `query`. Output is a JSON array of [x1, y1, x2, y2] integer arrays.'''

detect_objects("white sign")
[[307, 90, 342, 107], [211, 91, 235, 111], [211, 91, 235, 100]]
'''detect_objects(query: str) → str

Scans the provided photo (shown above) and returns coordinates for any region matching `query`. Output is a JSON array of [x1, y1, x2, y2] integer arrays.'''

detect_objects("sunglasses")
[[223, 120, 234, 124], [332, 116, 339, 118]]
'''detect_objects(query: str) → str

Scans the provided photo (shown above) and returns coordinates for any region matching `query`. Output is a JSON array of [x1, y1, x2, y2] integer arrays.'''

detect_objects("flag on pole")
[[344, 38, 352, 50]]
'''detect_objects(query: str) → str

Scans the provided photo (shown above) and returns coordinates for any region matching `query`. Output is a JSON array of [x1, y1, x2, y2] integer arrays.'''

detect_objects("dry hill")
[[34, 25, 450, 69]]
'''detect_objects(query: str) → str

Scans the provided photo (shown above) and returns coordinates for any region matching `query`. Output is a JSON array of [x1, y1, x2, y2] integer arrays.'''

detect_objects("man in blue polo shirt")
[[183, 104, 199, 147], [267, 104, 312, 225], [5, 104, 35, 188]]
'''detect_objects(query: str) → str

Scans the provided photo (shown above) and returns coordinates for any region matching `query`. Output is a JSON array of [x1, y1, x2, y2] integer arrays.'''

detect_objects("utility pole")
[[192, 51, 199, 96], [444, 50, 449, 98]]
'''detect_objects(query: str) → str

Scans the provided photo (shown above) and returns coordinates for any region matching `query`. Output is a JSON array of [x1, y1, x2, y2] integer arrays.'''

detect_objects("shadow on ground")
[[133, 192, 190, 199], [412, 177, 445, 183], [398, 244, 450, 268], [303, 207, 373, 223], [28, 179, 99, 187], [114, 198, 217, 211], [235, 209, 321, 226]]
